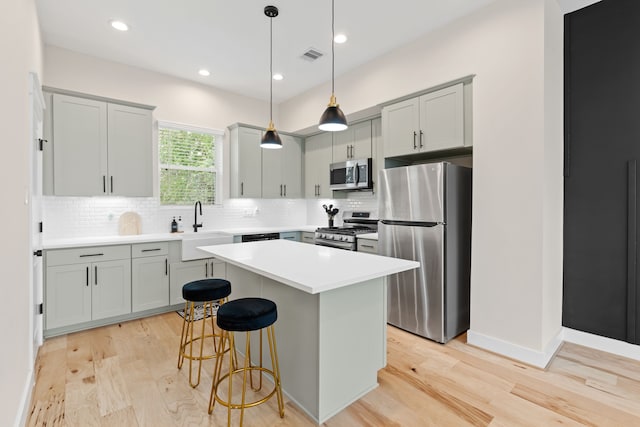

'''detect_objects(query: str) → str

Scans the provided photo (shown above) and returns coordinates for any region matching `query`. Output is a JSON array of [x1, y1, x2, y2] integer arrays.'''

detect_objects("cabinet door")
[[52, 94, 107, 196], [46, 264, 92, 329], [92, 259, 131, 320], [169, 259, 208, 305], [301, 232, 316, 244], [382, 97, 420, 158], [351, 121, 372, 160], [132, 255, 169, 312], [262, 137, 283, 198], [232, 126, 262, 198], [333, 121, 372, 161], [419, 83, 464, 152], [305, 132, 333, 198], [281, 135, 303, 198], [107, 104, 153, 196]]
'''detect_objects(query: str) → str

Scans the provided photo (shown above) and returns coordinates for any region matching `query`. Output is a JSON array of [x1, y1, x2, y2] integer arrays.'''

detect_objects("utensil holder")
[[328, 219, 334, 228]]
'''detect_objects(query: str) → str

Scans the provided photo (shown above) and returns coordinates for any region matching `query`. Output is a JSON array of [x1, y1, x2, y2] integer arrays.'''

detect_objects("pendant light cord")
[[270, 15, 273, 123], [331, 0, 335, 95]]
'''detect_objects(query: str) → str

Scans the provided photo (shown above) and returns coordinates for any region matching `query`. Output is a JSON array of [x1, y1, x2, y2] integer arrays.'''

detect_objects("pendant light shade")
[[261, 5, 282, 149], [319, 0, 348, 132]]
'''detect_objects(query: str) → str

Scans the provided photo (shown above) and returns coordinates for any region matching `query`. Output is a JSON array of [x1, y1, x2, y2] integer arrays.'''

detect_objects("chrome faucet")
[[193, 201, 203, 232]]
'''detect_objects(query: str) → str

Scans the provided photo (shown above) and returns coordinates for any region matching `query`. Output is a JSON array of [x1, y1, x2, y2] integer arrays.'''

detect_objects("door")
[[29, 73, 45, 363], [92, 259, 131, 320], [382, 97, 420, 158], [379, 222, 444, 342], [564, 0, 640, 344], [46, 264, 92, 329], [107, 103, 153, 196], [169, 259, 208, 305], [304, 132, 332, 197], [132, 255, 169, 312], [52, 94, 107, 195], [378, 163, 444, 222]]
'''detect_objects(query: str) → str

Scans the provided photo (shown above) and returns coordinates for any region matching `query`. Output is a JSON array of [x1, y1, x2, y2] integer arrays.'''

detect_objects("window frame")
[[157, 121, 224, 206]]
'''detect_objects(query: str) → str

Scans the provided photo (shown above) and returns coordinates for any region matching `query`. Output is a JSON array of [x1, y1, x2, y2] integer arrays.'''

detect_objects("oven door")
[[315, 238, 355, 250]]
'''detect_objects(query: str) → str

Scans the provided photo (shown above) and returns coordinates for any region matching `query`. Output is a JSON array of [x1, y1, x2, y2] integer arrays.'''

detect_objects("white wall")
[[281, 0, 564, 364], [0, 0, 43, 425]]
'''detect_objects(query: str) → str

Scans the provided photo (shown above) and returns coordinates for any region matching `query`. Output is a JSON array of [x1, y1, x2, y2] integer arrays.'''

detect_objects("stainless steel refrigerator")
[[379, 162, 471, 343]]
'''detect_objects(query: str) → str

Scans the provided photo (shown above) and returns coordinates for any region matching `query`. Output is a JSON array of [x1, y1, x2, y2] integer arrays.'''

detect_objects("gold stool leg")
[[268, 325, 285, 417], [209, 329, 228, 414], [177, 300, 189, 368]]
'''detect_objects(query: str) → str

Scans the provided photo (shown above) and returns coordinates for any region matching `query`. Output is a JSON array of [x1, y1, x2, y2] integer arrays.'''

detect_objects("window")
[[158, 122, 222, 205]]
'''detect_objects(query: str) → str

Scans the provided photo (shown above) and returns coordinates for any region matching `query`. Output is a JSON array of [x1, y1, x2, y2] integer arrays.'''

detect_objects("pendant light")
[[261, 5, 283, 149], [318, 0, 348, 131]]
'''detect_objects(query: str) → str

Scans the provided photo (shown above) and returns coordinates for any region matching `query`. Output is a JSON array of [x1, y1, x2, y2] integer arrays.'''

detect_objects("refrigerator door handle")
[[380, 220, 442, 227]]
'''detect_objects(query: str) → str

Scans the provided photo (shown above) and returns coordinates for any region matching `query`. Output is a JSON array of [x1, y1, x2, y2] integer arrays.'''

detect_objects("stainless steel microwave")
[[329, 158, 373, 191]]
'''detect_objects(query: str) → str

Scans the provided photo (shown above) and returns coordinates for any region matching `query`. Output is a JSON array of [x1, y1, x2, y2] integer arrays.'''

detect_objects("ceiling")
[[36, 1, 500, 103]]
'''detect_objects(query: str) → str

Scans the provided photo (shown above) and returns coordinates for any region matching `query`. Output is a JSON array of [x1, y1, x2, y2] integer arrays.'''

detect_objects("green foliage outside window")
[[159, 127, 217, 205]]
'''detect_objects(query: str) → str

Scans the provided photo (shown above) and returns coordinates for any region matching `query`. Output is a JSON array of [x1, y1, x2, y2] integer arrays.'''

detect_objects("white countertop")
[[42, 225, 323, 249], [198, 240, 419, 295]]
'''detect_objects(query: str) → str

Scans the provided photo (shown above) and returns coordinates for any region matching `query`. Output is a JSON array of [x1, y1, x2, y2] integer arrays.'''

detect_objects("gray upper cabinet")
[[230, 125, 263, 198], [107, 103, 153, 196], [382, 83, 469, 158], [305, 132, 333, 198], [44, 91, 153, 196], [262, 134, 303, 198], [332, 120, 372, 162]]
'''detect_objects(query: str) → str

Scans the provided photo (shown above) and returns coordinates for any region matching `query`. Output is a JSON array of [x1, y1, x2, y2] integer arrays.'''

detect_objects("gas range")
[[315, 211, 377, 251]]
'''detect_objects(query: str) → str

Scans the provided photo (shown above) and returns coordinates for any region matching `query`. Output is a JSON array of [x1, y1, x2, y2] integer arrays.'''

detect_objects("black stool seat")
[[217, 298, 277, 331], [182, 279, 231, 302]]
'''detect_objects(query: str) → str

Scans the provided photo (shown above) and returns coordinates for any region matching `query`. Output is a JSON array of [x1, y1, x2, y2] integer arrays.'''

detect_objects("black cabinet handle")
[[413, 131, 417, 149], [627, 160, 637, 342], [110, 176, 113, 193], [86, 267, 89, 287], [141, 248, 161, 252], [280, 184, 283, 197], [165, 258, 168, 276], [205, 262, 208, 278], [103, 176, 106, 193], [284, 184, 287, 197], [361, 244, 375, 249], [241, 182, 244, 196], [80, 253, 104, 258], [419, 130, 424, 148], [94, 265, 98, 285]]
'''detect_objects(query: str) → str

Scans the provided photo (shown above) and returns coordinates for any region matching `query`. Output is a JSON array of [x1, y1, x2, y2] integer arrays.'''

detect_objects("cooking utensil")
[[322, 204, 328, 212], [331, 208, 339, 216]]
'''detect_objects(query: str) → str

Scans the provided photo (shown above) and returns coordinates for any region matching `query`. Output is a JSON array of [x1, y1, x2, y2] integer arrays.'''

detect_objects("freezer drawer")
[[379, 222, 444, 341]]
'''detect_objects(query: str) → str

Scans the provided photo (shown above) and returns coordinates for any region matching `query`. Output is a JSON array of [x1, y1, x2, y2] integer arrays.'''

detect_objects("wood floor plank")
[[27, 315, 640, 427]]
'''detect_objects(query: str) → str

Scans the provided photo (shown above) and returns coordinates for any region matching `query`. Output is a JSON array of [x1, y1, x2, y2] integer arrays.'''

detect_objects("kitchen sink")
[[181, 231, 234, 261]]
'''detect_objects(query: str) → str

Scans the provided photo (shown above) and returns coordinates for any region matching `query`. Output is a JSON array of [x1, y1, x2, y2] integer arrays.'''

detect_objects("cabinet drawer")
[[47, 245, 131, 266], [301, 232, 316, 244], [132, 242, 169, 258], [357, 239, 378, 254]]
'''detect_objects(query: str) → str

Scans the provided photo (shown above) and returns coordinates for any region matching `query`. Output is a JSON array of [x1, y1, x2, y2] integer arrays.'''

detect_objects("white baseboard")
[[16, 368, 34, 427], [562, 327, 640, 362], [467, 329, 564, 369]]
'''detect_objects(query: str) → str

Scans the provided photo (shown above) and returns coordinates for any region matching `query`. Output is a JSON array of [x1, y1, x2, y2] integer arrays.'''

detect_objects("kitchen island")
[[198, 239, 419, 424]]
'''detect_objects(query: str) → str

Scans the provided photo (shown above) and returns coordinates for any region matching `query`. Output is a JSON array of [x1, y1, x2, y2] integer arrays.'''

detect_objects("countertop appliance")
[[315, 211, 377, 251], [241, 232, 280, 242], [330, 158, 373, 191], [379, 162, 471, 343]]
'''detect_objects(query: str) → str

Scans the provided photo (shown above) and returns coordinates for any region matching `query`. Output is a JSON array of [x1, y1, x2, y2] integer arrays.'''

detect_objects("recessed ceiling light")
[[273, 73, 284, 81], [334, 33, 347, 44], [198, 69, 211, 77], [110, 20, 129, 32]]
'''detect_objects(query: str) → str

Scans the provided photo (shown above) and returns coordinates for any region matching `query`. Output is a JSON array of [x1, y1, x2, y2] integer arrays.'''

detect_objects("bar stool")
[[209, 297, 284, 426], [177, 278, 232, 388]]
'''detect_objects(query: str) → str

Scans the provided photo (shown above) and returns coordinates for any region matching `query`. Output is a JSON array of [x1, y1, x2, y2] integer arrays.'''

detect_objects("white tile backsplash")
[[42, 194, 379, 239]]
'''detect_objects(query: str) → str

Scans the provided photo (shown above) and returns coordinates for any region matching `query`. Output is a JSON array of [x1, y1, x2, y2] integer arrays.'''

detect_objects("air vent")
[[302, 48, 324, 61]]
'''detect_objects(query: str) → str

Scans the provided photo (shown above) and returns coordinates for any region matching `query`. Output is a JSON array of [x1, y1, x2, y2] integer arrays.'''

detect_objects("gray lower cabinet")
[[279, 231, 300, 242], [169, 258, 227, 305], [131, 242, 169, 312], [45, 245, 132, 330], [356, 238, 378, 254], [301, 232, 316, 244]]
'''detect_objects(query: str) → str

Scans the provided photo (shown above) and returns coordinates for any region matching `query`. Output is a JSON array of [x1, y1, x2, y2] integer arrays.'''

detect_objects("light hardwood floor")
[[28, 312, 640, 426]]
